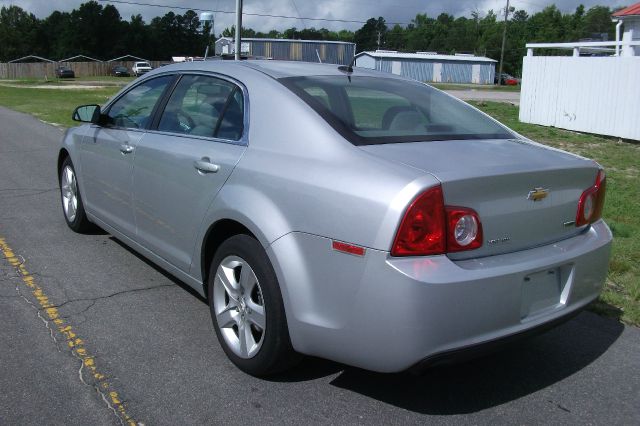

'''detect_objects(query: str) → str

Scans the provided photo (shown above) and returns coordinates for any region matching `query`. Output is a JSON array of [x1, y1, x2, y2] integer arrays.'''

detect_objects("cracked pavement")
[[1, 106, 639, 425]]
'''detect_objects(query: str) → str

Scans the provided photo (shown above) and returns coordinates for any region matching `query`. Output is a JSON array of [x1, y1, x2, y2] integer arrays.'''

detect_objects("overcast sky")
[[0, 0, 624, 32]]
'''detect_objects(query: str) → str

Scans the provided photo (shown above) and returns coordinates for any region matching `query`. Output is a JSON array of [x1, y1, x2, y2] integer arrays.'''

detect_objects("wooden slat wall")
[[0, 61, 164, 79], [519, 56, 640, 141]]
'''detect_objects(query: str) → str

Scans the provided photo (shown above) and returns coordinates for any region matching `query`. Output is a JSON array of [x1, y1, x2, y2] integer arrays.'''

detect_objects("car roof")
[[146, 59, 400, 81], [240, 60, 390, 79]]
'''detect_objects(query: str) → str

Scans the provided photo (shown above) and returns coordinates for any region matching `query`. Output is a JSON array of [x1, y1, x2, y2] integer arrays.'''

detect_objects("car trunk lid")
[[360, 139, 599, 259]]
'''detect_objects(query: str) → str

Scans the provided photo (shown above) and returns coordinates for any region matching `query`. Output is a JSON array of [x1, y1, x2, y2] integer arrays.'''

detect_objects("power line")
[[97, 0, 409, 25], [289, 0, 308, 29]]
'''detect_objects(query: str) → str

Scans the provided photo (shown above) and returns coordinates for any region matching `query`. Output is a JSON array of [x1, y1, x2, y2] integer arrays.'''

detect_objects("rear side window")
[[157, 74, 244, 141], [280, 76, 513, 145], [216, 90, 244, 141]]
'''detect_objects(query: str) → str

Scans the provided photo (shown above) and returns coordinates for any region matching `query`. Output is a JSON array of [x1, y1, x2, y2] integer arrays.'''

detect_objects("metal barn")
[[214, 37, 356, 65], [355, 51, 497, 84]]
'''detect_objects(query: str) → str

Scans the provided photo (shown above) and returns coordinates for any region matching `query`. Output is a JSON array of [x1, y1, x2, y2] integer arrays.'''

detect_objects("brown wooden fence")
[[0, 61, 164, 79]]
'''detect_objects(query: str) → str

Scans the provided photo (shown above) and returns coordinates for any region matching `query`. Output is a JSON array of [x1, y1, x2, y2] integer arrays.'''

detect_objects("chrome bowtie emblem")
[[527, 187, 549, 202]]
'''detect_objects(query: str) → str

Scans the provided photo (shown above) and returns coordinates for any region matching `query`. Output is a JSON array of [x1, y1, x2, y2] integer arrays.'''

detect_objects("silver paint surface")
[[60, 60, 612, 372]]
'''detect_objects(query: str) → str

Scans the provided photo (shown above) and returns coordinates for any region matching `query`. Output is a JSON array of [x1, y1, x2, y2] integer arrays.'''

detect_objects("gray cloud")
[[0, 0, 624, 33]]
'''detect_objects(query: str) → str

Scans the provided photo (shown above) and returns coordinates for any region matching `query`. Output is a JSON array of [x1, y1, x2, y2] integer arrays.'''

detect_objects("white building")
[[518, 3, 640, 141], [355, 50, 496, 84], [613, 3, 640, 56], [214, 38, 356, 66]]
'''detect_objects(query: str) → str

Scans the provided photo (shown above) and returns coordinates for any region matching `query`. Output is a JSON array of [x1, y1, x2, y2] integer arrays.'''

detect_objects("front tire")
[[59, 157, 93, 233], [208, 235, 299, 376]]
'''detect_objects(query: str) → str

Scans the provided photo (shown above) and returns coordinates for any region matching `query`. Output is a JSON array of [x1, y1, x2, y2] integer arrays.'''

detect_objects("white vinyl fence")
[[519, 56, 640, 141]]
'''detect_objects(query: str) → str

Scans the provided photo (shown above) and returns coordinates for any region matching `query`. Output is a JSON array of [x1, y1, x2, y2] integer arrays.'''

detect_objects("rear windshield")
[[280, 76, 513, 145]]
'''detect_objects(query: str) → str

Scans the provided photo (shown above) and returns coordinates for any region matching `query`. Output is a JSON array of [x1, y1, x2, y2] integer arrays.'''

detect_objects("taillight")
[[391, 186, 446, 256], [391, 185, 483, 256], [576, 170, 606, 227], [446, 207, 483, 252]]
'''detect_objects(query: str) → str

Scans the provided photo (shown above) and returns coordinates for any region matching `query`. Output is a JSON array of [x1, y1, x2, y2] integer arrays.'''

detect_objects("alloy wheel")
[[213, 255, 266, 359], [61, 165, 78, 222]]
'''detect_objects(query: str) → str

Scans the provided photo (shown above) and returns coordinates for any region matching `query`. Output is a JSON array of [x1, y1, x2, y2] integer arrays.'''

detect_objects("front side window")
[[107, 75, 173, 129], [280, 76, 513, 145], [157, 74, 244, 140]]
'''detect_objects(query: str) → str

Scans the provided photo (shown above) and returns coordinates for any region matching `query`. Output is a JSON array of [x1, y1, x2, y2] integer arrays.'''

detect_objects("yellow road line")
[[0, 237, 136, 426]]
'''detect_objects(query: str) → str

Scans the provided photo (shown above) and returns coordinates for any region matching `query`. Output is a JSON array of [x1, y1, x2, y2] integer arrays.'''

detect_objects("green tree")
[[120, 14, 152, 59], [405, 14, 435, 51], [222, 25, 256, 38], [354, 17, 387, 52], [386, 24, 405, 50], [0, 5, 39, 61], [35, 10, 71, 59], [60, 1, 124, 59], [584, 6, 616, 39]]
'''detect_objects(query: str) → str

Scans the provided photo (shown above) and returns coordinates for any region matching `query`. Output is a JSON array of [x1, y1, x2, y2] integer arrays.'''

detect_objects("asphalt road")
[[0, 106, 638, 425]]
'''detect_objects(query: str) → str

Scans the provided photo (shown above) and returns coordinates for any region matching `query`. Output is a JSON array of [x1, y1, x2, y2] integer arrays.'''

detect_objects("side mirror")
[[72, 105, 101, 124]]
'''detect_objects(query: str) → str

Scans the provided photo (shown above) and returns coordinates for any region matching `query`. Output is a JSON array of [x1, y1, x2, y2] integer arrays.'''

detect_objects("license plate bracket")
[[521, 267, 567, 319]]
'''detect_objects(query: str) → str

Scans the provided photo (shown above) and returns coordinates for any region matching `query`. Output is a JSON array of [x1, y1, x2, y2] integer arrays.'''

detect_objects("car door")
[[131, 74, 247, 272], [80, 75, 175, 237]]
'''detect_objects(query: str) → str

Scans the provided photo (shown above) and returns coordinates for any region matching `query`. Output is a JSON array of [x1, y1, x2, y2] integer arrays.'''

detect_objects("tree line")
[[0, 1, 620, 75]]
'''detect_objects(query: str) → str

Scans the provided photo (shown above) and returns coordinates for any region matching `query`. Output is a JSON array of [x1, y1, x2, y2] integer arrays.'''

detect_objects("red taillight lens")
[[391, 186, 483, 256], [446, 207, 483, 252], [391, 186, 446, 256], [576, 170, 606, 227]]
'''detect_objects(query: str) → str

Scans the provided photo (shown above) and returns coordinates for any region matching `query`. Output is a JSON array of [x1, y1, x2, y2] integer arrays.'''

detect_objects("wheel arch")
[[57, 148, 70, 177], [200, 218, 257, 300], [194, 181, 293, 299]]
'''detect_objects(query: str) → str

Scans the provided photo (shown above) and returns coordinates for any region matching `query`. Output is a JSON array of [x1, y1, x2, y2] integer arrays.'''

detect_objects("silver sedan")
[[59, 60, 612, 376]]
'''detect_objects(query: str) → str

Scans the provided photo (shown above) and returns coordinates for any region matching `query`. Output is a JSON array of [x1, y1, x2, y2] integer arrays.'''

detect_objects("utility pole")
[[377, 31, 381, 49], [497, 0, 510, 84], [234, 0, 243, 60]]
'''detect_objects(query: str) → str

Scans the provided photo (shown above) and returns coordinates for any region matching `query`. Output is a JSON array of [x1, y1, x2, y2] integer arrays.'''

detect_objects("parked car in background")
[[60, 61, 612, 376], [55, 66, 75, 79], [132, 61, 152, 76], [111, 65, 130, 77], [495, 72, 519, 85]]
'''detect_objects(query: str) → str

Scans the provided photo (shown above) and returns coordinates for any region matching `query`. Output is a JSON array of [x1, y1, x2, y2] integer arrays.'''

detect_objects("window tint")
[[158, 75, 243, 140], [304, 86, 330, 109], [344, 86, 413, 130], [107, 76, 173, 129], [281, 76, 513, 145], [216, 90, 244, 141]]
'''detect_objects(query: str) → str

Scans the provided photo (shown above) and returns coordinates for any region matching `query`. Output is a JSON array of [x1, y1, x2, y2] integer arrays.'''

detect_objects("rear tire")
[[59, 157, 93, 233], [208, 234, 300, 376]]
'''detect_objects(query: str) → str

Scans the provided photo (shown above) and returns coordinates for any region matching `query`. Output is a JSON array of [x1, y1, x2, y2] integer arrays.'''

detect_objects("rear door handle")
[[120, 144, 134, 154], [194, 158, 220, 174]]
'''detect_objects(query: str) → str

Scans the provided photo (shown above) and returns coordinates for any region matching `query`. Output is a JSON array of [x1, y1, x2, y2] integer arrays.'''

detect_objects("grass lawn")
[[0, 84, 120, 127], [0, 83, 636, 325], [430, 82, 521, 92]]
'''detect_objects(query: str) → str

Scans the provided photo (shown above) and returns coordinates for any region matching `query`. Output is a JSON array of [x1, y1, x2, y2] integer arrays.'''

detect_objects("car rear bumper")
[[267, 220, 612, 372], [408, 304, 584, 373]]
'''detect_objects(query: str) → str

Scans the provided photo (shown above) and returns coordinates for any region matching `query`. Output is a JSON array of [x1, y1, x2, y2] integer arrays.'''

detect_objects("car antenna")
[[338, 54, 356, 74]]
